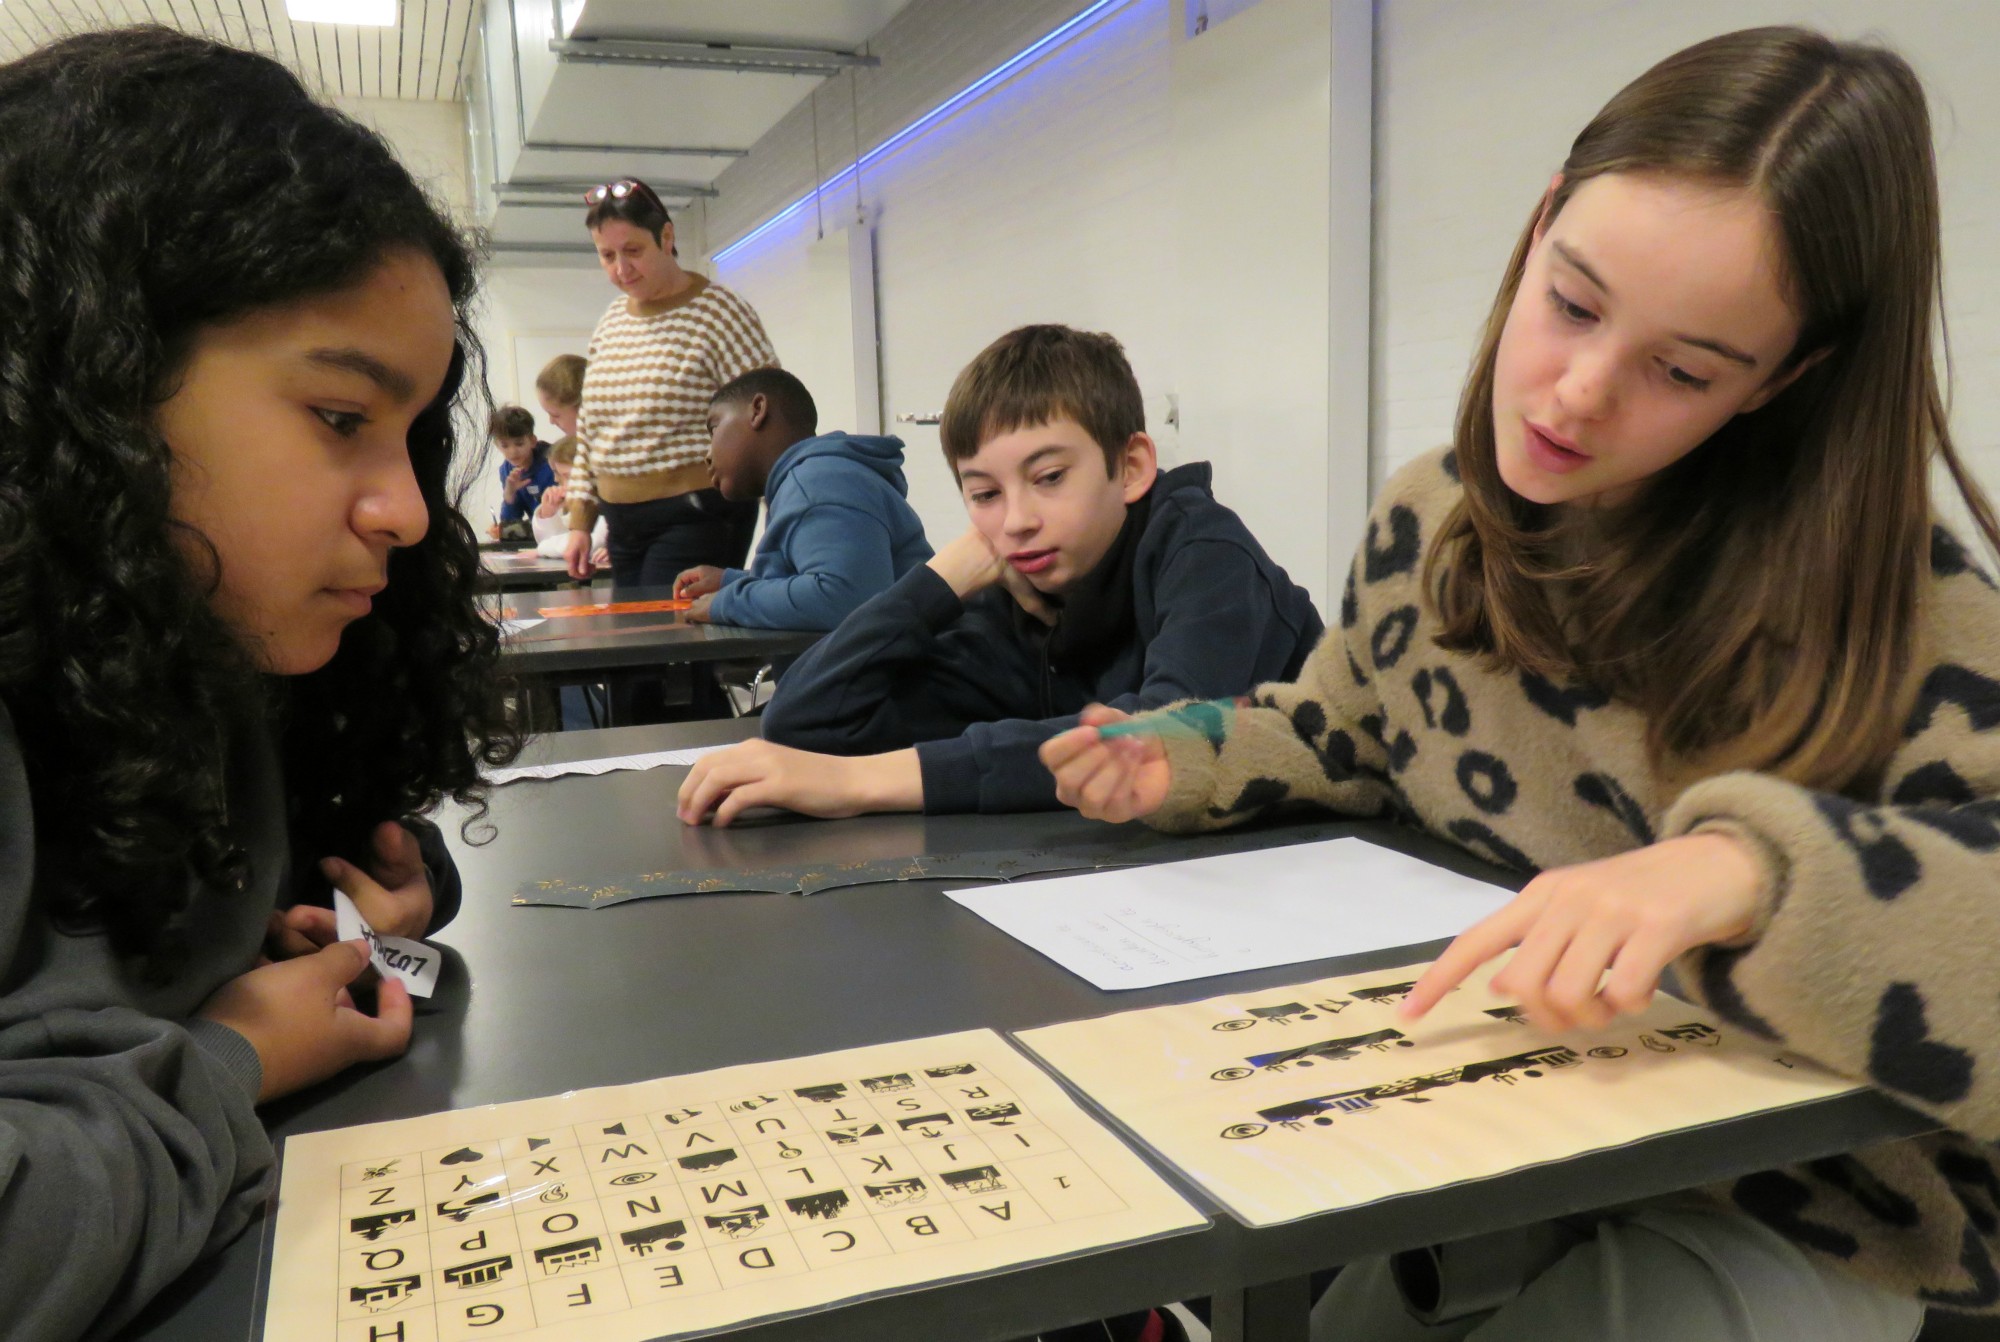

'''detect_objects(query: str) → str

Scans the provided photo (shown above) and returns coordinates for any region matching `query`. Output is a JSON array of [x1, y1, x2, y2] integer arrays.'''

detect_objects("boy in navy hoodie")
[[677, 324, 1324, 820], [673, 368, 933, 629]]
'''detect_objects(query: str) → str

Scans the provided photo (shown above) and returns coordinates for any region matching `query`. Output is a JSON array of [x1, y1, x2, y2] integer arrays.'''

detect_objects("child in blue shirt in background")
[[491, 404, 555, 529], [675, 368, 933, 629]]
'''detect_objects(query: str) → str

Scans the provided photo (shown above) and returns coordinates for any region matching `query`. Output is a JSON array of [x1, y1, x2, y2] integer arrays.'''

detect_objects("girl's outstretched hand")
[[1040, 704, 1173, 823], [1399, 832, 1767, 1033], [199, 939, 413, 1102]]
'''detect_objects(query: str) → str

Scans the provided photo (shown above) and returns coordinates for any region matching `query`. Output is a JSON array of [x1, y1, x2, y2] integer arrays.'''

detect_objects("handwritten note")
[[332, 890, 441, 998], [948, 838, 1515, 990]]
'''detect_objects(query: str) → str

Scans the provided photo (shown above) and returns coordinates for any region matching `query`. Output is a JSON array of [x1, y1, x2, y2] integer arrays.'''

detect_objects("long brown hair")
[[1428, 26, 1996, 794]]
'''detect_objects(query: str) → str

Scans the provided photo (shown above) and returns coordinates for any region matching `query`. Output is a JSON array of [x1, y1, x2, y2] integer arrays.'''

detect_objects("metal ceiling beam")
[[521, 140, 749, 158], [548, 37, 879, 76]]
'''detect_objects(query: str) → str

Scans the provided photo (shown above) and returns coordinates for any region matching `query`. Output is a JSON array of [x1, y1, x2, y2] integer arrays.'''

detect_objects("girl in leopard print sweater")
[[1046, 25, 1998, 1342]]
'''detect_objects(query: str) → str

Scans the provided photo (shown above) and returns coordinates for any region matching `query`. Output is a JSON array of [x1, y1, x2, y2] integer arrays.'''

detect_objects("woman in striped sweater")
[[567, 178, 781, 716]]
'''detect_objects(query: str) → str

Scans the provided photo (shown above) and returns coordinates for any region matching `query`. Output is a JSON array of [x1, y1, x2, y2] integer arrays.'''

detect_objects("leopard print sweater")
[[1143, 445, 2000, 1311]]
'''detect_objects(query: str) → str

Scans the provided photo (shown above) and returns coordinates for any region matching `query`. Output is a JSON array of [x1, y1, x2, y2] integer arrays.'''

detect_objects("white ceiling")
[[485, 0, 916, 256], [0, 0, 923, 258], [0, 0, 480, 100]]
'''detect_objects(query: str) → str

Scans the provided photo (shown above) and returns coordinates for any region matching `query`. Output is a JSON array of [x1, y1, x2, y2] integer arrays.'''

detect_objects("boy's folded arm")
[[0, 1009, 275, 1341], [760, 566, 1030, 753], [917, 539, 1330, 817]]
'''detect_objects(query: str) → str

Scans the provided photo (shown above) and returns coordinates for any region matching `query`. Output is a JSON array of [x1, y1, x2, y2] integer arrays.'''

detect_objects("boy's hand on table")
[[1041, 704, 1172, 822], [929, 528, 1055, 625], [677, 741, 921, 826], [683, 592, 717, 623], [320, 821, 435, 940], [674, 565, 726, 600], [200, 939, 413, 1102], [1400, 831, 1766, 1033]]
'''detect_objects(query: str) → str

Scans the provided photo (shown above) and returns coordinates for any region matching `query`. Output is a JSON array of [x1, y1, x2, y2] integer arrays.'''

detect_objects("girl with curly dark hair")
[[0, 26, 519, 1339]]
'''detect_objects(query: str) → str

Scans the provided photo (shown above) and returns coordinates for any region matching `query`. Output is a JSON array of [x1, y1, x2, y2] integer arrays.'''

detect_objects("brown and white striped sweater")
[[566, 275, 777, 530], [1142, 445, 2000, 1312]]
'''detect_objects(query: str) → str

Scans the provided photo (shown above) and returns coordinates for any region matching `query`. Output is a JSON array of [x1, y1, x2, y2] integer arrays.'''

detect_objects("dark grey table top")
[[479, 549, 587, 593], [119, 721, 1931, 1342], [498, 586, 822, 676]]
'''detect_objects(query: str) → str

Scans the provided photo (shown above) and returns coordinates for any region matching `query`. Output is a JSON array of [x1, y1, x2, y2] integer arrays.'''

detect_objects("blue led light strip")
[[712, 0, 1137, 263]]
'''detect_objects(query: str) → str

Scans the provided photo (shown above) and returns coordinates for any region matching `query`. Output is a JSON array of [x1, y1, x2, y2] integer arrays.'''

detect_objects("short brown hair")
[[490, 404, 534, 440], [939, 325, 1144, 475], [549, 435, 577, 467], [535, 354, 586, 407]]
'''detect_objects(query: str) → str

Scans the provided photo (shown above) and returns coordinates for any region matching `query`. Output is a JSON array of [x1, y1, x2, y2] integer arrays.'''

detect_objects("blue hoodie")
[[708, 432, 934, 631]]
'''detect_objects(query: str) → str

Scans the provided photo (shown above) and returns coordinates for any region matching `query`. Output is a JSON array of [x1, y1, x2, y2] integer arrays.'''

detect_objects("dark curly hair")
[[0, 28, 521, 966]]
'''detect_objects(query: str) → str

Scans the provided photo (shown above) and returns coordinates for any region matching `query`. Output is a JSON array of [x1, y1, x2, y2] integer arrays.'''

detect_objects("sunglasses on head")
[[584, 178, 666, 211]]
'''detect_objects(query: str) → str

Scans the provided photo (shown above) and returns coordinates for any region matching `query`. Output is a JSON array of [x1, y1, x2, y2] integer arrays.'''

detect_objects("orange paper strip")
[[536, 598, 692, 618]]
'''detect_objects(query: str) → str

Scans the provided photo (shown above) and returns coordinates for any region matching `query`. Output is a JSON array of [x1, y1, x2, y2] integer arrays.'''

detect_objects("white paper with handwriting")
[[948, 838, 1515, 990], [332, 889, 442, 998]]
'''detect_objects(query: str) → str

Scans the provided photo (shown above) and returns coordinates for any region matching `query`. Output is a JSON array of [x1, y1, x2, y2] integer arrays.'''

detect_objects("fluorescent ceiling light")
[[286, 0, 397, 25]]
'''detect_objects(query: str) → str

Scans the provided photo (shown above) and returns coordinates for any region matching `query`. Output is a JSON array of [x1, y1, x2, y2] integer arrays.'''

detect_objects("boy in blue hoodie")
[[673, 368, 933, 629]]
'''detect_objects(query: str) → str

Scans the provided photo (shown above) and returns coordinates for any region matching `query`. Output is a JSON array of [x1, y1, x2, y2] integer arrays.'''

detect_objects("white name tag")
[[332, 890, 441, 998]]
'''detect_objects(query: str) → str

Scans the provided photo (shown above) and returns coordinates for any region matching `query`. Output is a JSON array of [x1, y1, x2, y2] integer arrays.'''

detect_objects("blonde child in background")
[[536, 352, 584, 441], [534, 437, 608, 564]]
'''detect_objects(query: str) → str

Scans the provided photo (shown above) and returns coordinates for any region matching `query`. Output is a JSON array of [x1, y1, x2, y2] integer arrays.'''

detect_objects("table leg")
[[1210, 1275, 1312, 1342]]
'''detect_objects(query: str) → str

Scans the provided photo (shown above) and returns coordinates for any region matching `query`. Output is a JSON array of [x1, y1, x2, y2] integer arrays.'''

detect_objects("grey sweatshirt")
[[0, 701, 457, 1340]]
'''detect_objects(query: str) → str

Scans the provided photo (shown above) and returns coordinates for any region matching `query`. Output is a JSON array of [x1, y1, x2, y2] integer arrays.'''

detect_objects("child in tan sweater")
[[1047, 25, 1997, 1342]]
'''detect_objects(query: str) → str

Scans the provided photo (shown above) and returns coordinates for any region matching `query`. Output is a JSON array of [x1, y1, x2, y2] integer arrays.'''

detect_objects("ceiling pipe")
[[548, 37, 879, 77], [521, 140, 749, 158]]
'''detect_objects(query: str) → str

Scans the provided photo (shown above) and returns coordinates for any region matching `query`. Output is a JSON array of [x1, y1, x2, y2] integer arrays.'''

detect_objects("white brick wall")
[[332, 96, 474, 219]]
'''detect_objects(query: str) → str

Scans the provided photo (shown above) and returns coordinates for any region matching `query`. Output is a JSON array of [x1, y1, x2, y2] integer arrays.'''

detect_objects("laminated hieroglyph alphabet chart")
[[261, 1029, 1205, 1342], [1016, 956, 1862, 1227]]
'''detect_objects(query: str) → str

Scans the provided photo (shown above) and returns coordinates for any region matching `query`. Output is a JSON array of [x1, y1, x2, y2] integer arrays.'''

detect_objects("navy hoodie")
[[709, 432, 934, 631], [761, 461, 1325, 812]]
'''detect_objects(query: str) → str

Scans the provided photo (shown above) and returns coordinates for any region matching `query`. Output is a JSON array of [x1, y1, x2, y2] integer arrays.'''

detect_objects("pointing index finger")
[[1399, 901, 1534, 1020]]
